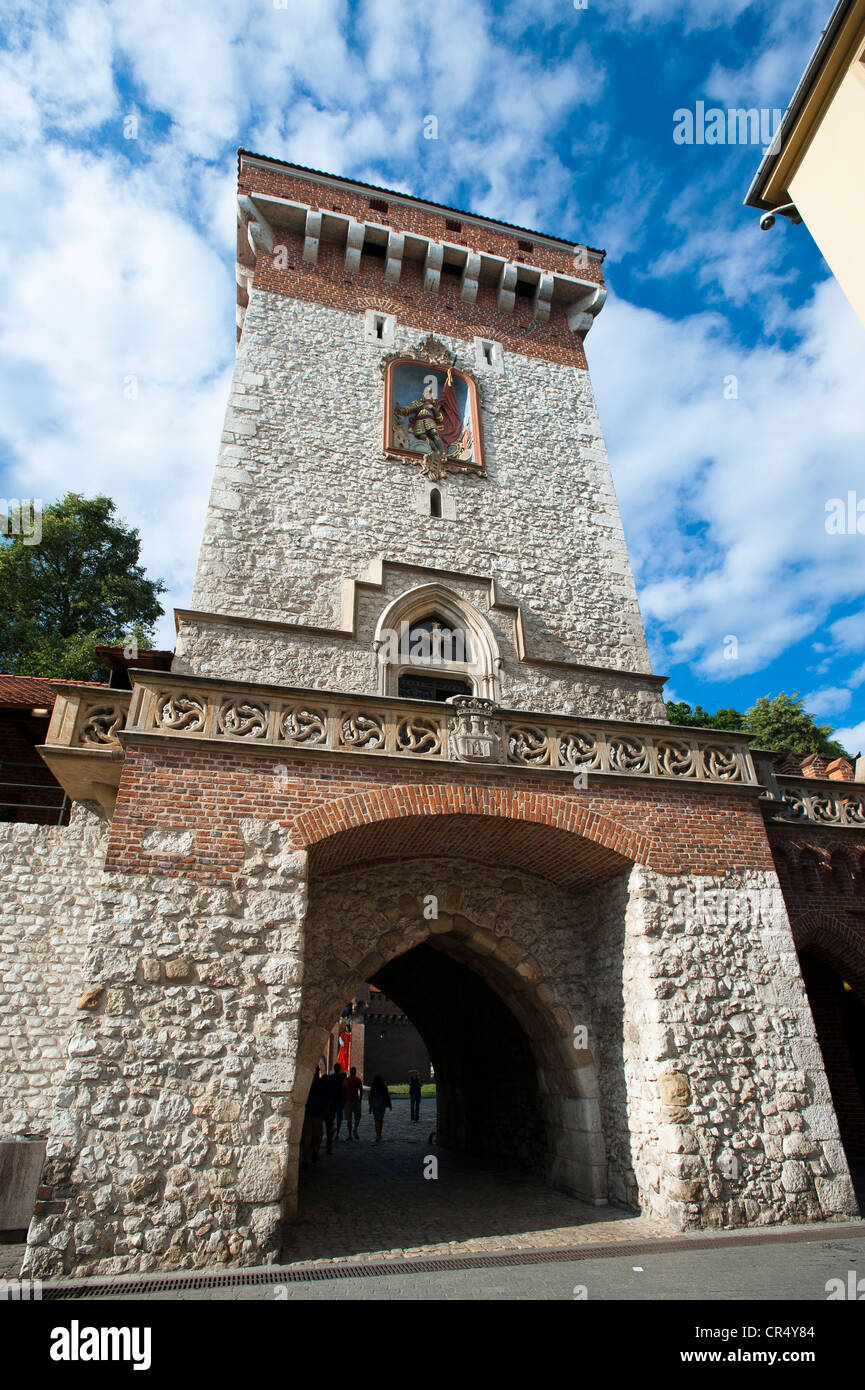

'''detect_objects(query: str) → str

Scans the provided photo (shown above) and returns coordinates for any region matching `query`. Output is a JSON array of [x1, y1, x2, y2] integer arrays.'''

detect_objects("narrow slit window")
[[430, 488, 442, 518], [482, 342, 493, 365], [375, 315, 384, 340]]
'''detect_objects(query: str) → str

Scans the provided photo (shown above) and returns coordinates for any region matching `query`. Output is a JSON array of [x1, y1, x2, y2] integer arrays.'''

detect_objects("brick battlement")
[[235, 152, 606, 366]]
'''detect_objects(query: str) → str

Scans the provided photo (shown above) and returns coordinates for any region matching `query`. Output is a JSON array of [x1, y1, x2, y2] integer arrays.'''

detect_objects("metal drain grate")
[[40, 1221, 865, 1299]]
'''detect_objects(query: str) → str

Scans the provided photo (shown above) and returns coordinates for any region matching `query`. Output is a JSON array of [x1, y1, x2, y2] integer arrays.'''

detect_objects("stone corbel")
[[345, 219, 365, 275], [533, 272, 554, 323], [567, 285, 607, 335], [237, 195, 275, 259], [385, 230, 405, 284], [423, 242, 443, 294], [461, 252, 481, 305], [235, 264, 253, 301], [303, 209, 322, 266], [497, 263, 517, 314]]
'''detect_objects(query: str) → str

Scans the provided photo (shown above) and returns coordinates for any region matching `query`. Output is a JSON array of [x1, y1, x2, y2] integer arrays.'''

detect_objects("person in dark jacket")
[[368, 1074, 392, 1142], [301, 1067, 330, 1168], [408, 1072, 422, 1123], [344, 1066, 363, 1140], [324, 1063, 344, 1152]]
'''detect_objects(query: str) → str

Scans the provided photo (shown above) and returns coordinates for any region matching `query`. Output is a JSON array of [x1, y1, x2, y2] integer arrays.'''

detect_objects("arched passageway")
[[279, 820, 645, 1263], [372, 942, 550, 1174], [283, 921, 642, 1266], [799, 949, 865, 1210]]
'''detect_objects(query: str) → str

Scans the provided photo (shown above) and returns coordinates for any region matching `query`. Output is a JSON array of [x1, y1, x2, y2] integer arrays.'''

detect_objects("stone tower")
[[175, 153, 666, 723], [13, 155, 859, 1280]]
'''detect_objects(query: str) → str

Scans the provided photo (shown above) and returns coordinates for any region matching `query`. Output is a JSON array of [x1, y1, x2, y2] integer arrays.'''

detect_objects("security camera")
[[758, 202, 801, 231]]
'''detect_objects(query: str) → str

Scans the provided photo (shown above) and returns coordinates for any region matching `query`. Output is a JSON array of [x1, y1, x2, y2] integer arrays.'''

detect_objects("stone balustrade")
[[43, 676, 865, 826], [40, 682, 865, 833], [44, 683, 131, 752], [772, 777, 865, 829], [46, 674, 761, 789]]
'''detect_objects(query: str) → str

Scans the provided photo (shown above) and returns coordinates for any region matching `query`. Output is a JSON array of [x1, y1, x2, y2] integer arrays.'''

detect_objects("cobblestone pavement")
[[280, 1096, 674, 1267], [0, 1239, 25, 1280], [236, 1233, 865, 1300]]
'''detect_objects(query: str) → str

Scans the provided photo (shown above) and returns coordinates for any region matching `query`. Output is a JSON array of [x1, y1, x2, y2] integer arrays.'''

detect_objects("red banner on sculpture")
[[438, 375, 463, 447]]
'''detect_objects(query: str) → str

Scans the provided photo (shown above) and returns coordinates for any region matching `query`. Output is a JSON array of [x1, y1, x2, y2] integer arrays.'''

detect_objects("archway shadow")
[[279, 853, 652, 1264], [800, 947, 865, 1215]]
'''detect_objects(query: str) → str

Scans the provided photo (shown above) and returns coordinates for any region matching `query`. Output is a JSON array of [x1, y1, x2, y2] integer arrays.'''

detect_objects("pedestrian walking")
[[344, 1065, 363, 1139], [301, 1066, 329, 1168], [324, 1062, 344, 1153], [368, 1074, 392, 1142], [409, 1072, 422, 1123]]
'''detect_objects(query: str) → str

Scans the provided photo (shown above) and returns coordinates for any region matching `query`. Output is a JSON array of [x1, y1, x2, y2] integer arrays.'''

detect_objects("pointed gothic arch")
[[372, 583, 502, 700]]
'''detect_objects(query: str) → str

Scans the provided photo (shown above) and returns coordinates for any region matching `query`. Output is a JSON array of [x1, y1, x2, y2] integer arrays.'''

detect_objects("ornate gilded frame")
[[380, 336, 485, 480]]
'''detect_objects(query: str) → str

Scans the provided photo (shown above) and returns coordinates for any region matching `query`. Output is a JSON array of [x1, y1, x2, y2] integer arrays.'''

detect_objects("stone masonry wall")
[[610, 866, 857, 1229], [0, 805, 108, 1140], [21, 819, 857, 1278], [23, 820, 308, 1278], [181, 290, 657, 715]]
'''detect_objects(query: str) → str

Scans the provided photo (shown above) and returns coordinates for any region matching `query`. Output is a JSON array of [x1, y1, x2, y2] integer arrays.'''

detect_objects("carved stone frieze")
[[44, 676, 767, 799]]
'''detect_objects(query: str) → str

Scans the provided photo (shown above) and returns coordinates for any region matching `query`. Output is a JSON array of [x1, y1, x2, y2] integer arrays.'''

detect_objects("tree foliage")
[[0, 493, 166, 682], [666, 692, 850, 758]]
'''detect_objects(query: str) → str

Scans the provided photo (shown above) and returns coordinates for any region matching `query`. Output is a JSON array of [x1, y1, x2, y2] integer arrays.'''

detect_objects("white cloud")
[[0, 143, 232, 645], [0, 0, 862, 695], [830, 611, 865, 652], [803, 686, 853, 717], [0, 1, 118, 141], [588, 275, 865, 687], [831, 720, 865, 756]]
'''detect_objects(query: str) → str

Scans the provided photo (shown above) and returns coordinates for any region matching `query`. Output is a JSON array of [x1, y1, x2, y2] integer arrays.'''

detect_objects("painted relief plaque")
[[382, 344, 484, 479]]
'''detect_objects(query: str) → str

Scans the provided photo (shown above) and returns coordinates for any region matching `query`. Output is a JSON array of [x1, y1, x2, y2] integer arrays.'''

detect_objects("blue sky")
[[1, 0, 863, 748]]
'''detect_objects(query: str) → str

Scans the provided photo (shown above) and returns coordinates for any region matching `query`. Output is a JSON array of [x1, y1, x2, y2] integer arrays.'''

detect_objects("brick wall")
[[105, 740, 777, 883], [238, 162, 600, 370], [769, 828, 865, 993]]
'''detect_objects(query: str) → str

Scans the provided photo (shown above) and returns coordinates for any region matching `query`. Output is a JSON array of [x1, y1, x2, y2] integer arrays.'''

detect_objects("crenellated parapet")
[[233, 152, 606, 358]]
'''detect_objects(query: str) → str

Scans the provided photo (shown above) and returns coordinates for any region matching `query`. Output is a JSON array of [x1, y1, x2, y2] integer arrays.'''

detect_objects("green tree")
[[666, 692, 850, 758], [0, 493, 166, 682], [743, 693, 848, 759], [664, 701, 745, 731]]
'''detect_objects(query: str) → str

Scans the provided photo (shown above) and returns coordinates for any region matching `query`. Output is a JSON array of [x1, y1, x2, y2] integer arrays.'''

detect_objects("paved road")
[[85, 1230, 865, 1300], [281, 1096, 672, 1265]]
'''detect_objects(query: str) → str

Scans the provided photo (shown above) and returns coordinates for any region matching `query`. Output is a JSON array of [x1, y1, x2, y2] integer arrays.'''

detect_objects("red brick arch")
[[292, 782, 655, 884], [791, 909, 865, 1003]]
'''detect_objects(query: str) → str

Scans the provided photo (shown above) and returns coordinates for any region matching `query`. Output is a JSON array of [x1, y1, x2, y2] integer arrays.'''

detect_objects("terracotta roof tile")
[[0, 674, 109, 710]]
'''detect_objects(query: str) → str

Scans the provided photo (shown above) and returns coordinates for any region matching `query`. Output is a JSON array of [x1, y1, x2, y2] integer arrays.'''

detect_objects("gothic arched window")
[[373, 586, 501, 702]]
